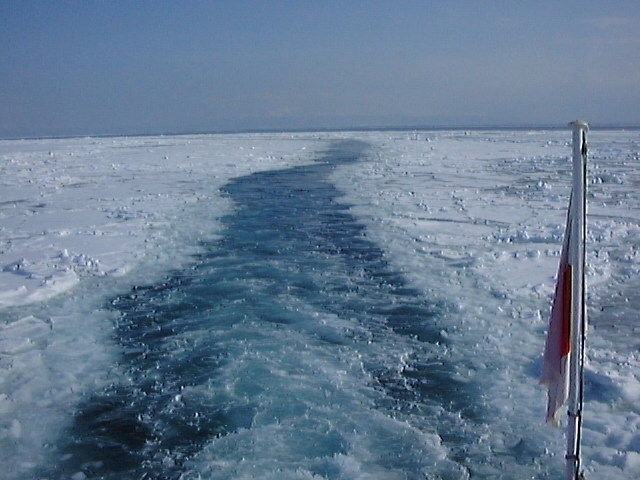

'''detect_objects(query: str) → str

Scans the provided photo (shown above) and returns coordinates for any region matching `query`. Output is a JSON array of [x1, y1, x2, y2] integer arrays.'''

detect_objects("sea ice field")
[[0, 129, 638, 479]]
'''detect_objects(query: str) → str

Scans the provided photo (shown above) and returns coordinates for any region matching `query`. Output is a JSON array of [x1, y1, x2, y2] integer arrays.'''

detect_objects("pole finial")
[[569, 120, 589, 131]]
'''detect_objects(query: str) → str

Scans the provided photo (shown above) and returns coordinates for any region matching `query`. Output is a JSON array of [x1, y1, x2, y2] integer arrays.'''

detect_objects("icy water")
[[44, 141, 557, 479]]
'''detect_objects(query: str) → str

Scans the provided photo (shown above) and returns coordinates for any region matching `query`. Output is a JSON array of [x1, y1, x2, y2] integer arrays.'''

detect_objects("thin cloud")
[[602, 36, 640, 45], [583, 16, 638, 29]]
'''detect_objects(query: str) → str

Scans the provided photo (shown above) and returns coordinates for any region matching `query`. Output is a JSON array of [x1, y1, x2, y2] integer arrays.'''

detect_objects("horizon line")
[[2, 122, 639, 141]]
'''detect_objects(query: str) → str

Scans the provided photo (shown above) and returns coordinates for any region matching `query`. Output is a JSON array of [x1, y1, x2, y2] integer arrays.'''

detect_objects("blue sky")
[[1, 1, 639, 137]]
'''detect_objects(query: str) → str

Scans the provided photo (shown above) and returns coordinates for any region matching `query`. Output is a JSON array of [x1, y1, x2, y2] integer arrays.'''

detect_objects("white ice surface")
[[0, 134, 319, 308], [331, 129, 640, 479], [1, 130, 638, 479]]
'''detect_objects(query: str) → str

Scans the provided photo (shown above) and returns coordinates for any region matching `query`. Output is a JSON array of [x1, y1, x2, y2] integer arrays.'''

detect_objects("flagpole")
[[566, 120, 588, 480]]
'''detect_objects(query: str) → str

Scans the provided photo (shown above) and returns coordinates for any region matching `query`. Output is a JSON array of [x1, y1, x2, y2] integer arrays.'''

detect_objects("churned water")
[[43, 141, 559, 479]]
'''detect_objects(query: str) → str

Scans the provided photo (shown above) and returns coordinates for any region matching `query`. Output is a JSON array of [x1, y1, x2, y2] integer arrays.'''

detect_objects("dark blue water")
[[42, 141, 549, 479]]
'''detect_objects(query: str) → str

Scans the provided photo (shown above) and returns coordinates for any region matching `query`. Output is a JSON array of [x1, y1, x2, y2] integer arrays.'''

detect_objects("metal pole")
[[566, 120, 588, 480]]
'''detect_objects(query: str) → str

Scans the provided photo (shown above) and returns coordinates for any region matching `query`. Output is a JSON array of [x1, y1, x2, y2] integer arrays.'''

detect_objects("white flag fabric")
[[540, 208, 573, 425]]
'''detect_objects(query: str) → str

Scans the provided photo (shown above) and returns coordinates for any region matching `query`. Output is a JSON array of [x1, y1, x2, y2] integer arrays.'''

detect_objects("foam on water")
[[23, 140, 569, 479]]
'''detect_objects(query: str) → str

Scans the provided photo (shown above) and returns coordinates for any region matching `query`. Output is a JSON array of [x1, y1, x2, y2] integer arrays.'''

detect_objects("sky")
[[1, 0, 639, 138]]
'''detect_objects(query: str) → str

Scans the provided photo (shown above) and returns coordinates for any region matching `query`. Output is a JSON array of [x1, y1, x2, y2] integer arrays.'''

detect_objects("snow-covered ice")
[[0, 129, 638, 479], [0, 134, 319, 307]]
